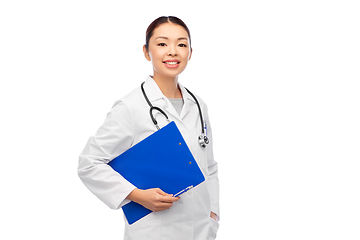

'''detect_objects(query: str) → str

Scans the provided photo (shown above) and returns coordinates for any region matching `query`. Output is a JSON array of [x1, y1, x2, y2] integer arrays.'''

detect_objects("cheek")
[[149, 52, 161, 66], [150, 47, 166, 59], [181, 49, 191, 60], [149, 53, 164, 70], [149, 51, 158, 61]]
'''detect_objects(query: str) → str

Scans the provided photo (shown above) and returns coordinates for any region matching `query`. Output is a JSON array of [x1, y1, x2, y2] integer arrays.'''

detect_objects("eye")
[[158, 43, 166, 46], [178, 43, 187, 47]]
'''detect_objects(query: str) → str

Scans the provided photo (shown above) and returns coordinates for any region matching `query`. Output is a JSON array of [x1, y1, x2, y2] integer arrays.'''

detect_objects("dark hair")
[[145, 16, 191, 51]]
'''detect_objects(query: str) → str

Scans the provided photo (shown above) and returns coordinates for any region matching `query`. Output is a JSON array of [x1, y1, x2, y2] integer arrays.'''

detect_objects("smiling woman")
[[78, 16, 220, 240], [143, 17, 193, 98]]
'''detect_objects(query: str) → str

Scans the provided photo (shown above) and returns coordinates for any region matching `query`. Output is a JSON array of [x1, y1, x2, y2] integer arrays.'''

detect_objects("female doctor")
[[78, 16, 220, 240]]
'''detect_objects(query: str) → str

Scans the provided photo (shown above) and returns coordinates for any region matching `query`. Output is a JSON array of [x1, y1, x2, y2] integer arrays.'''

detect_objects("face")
[[144, 23, 192, 79]]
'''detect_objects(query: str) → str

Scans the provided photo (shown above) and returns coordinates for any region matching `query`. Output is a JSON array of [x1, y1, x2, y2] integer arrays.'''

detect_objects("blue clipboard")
[[108, 121, 205, 224]]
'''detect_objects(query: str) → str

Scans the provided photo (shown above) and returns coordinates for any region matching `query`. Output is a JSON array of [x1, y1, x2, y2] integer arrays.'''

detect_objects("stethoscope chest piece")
[[198, 133, 209, 148]]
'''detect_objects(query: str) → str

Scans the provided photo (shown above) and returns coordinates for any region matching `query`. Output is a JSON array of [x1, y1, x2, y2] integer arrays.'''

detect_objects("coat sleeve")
[[204, 104, 220, 219], [78, 100, 136, 209]]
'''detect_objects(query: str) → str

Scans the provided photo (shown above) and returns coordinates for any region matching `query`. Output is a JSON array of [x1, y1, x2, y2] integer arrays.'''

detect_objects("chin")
[[154, 68, 186, 79], [165, 66, 187, 76]]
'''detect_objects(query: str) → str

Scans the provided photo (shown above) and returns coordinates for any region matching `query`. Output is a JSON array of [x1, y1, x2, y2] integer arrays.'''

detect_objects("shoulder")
[[193, 93, 209, 118], [109, 84, 151, 123], [112, 86, 142, 108]]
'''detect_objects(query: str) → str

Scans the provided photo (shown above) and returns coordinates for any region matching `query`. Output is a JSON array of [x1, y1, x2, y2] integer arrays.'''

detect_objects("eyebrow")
[[155, 36, 188, 41]]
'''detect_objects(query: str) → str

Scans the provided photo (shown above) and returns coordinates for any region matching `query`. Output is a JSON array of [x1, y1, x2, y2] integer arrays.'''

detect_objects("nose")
[[168, 44, 178, 56]]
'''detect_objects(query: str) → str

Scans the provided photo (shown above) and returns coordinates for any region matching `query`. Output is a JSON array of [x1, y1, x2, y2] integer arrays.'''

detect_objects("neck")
[[152, 73, 182, 98]]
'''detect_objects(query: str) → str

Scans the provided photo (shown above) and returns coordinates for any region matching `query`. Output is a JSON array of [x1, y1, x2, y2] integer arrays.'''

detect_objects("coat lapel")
[[143, 76, 196, 122]]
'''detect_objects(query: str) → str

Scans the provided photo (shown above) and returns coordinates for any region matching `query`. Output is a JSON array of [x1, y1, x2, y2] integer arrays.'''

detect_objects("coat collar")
[[142, 76, 196, 120]]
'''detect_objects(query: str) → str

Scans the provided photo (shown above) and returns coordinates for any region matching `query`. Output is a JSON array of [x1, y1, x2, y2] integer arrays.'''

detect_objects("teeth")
[[165, 62, 178, 65]]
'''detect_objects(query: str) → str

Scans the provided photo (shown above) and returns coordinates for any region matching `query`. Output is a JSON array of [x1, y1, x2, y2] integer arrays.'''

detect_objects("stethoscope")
[[141, 82, 209, 148]]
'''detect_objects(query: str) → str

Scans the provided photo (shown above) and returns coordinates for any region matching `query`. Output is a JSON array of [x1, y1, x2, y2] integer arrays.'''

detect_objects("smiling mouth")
[[163, 61, 180, 65], [163, 61, 180, 68]]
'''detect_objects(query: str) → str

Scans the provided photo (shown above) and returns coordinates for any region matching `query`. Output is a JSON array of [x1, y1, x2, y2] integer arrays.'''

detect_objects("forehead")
[[152, 23, 189, 40]]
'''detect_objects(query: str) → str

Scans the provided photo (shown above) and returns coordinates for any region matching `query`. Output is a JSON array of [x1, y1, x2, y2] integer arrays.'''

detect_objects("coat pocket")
[[208, 217, 220, 240], [125, 219, 161, 240]]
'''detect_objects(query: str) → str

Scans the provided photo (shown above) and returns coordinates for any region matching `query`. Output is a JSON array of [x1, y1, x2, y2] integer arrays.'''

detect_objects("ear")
[[143, 45, 151, 61], [188, 48, 193, 61]]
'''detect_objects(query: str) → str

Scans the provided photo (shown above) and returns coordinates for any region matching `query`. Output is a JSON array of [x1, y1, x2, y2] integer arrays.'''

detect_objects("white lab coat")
[[78, 76, 220, 240]]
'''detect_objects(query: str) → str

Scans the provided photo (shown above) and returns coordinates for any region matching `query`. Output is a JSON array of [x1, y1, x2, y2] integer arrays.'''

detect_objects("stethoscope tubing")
[[184, 87, 205, 135], [141, 82, 209, 148]]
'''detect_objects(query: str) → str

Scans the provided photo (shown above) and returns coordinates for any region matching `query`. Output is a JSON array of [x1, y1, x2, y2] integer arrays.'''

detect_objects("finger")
[[210, 212, 218, 221], [159, 195, 180, 203], [155, 188, 168, 196], [157, 189, 178, 198], [153, 202, 173, 212]]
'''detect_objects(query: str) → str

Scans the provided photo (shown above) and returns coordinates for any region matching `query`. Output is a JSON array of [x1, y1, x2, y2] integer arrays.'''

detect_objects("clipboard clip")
[[173, 185, 193, 197]]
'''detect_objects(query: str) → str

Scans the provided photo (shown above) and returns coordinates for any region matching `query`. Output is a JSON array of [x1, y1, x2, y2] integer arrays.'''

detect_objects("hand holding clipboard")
[[108, 121, 205, 224]]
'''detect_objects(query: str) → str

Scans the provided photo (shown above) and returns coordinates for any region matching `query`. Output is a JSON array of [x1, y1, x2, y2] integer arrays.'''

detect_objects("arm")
[[78, 101, 137, 209], [126, 188, 179, 212], [78, 100, 179, 211], [205, 104, 220, 221]]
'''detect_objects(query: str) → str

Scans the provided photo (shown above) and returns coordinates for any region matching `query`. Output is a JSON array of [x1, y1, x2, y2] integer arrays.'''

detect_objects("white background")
[[1, 0, 359, 239]]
